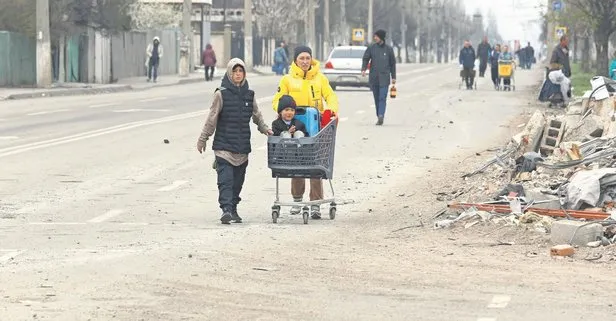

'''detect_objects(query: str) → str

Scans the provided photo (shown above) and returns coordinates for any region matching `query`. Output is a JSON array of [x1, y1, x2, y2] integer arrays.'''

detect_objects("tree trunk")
[[595, 30, 611, 77], [581, 35, 591, 73], [572, 29, 578, 63]]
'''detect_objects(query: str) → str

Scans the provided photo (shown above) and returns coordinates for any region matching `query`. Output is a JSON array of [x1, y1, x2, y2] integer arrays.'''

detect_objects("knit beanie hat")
[[374, 29, 386, 41], [277, 95, 297, 114], [294, 45, 312, 61]]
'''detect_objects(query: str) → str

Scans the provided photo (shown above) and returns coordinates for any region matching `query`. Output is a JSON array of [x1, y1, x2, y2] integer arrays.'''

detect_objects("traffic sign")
[[555, 26, 567, 39], [352, 28, 365, 42], [553, 0, 562, 12]]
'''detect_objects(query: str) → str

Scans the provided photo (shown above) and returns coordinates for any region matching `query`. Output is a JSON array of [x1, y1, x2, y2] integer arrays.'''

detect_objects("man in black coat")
[[459, 40, 476, 90], [477, 36, 491, 77], [361, 29, 397, 126]]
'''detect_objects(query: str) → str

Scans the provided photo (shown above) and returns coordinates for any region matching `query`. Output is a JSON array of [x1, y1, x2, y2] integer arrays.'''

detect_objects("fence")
[[0, 31, 36, 87]]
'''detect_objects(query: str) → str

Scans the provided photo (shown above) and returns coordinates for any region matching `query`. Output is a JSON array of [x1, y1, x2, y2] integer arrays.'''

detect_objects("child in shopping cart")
[[271, 95, 309, 138]]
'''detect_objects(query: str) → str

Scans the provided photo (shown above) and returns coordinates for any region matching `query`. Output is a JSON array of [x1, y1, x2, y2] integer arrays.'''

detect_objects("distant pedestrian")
[[459, 40, 476, 90], [146, 36, 164, 83], [489, 44, 501, 89], [202, 44, 217, 81], [273, 42, 289, 75], [609, 51, 616, 80], [548, 35, 572, 106], [197, 58, 273, 224], [361, 29, 397, 126], [477, 36, 491, 77], [525, 42, 535, 69]]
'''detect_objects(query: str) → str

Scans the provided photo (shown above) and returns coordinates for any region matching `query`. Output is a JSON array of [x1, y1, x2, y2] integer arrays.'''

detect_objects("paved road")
[[1, 64, 612, 320]]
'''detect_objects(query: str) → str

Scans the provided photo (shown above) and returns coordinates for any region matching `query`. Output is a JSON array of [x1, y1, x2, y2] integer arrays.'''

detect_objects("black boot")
[[376, 116, 384, 126], [231, 206, 242, 223]]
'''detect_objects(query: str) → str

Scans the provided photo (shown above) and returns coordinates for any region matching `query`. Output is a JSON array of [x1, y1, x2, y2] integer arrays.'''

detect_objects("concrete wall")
[[0, 31, 36, 87]]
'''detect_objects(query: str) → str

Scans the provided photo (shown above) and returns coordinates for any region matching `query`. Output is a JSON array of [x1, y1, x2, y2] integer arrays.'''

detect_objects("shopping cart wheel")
[[271, 210, 279, 224], [329, 207, 336, 220], [302, 211, 309, 224]]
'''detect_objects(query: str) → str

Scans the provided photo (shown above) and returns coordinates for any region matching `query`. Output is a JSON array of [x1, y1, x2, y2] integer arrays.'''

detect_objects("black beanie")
[[374, 29, 386, 41], [294, 45, 312, 61], [277, 95, 297, 114]]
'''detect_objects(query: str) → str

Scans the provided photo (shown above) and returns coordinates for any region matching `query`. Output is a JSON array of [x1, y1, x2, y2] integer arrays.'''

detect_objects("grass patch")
[[570, 63, 594, 96]]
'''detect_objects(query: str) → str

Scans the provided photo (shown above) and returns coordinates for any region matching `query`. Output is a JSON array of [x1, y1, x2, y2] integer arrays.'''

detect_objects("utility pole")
[[324, 0, 330, 57], [341, 0, 347, 44], [400, 1, 406, 63], [368, 0, 373, 44], [36, 0, 52, 87], [180, 0, 192, 76], [244, 0, 252, 68]]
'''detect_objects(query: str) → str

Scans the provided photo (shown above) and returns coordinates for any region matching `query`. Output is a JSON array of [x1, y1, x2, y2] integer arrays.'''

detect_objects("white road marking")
[[355, 110, 366, 114], [0, 250, 24, 262], [0, 95, 275, 159], [477, 318, 497, 321], [157, 180, 188, 192], [139, 97, 168, 103], [112, 109, 171, 113], [29, 222, 86, 226], [88, 209, 125, 223], [120, 223, 149, 226], [255, 145, 267, 151], [338, 117, 349, 122], [89, 103, 119, 108], [487, 295, 511, 308], [27, 109, 70, 116], [0, 136, 19, 140]]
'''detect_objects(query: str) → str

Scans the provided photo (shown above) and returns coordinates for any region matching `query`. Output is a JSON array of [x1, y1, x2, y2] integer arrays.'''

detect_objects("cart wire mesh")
[[267, 121, 337, 179]]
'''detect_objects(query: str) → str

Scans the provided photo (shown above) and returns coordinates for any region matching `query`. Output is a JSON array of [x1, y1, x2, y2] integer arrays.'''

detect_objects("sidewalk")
[[0, 66, 275, 101]]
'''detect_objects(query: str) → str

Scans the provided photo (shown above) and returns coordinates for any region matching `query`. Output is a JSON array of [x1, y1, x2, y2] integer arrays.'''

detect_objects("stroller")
[[498, 60, 516, 91], [267, 107, 340, 224]]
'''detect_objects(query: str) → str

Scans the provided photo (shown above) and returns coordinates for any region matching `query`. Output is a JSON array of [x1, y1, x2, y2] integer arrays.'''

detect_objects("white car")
[[322, 46, 370, 90]]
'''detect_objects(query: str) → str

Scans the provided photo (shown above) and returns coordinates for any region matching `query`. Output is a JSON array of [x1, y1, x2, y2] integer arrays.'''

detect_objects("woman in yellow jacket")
[[272, 45, 339, 219]]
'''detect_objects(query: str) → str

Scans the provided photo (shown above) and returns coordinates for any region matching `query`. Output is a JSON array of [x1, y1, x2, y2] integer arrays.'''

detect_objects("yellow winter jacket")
[[272, 60, 339, 114]]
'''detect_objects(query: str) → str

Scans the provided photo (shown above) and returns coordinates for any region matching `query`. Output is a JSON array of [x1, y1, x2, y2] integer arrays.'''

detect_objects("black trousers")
[[491, 66, 499, 86], [479, 59, 487, 76], [463, 67, 474, 88], [205, 66, 215, 81], [216, 157, 248, 212]]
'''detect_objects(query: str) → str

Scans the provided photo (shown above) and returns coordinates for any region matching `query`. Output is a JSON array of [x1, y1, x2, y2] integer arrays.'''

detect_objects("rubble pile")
[[437, 95, 616, 254]]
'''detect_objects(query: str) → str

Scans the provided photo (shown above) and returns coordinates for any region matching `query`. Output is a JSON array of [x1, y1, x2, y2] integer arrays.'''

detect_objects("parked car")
[[322, 46, 370, 90]]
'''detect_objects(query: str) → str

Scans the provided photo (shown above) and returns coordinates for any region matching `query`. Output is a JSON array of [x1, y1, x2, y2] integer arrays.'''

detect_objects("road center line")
[[112, 109, 171, 113], [28, 222, 87, 225], [477, 318, 497, 321], [0, 95, 274, 159], [0, 250, 24, 262], [27, 109, 70, 116], [487, 295, 511, 308], [0, 136, 19, 140], [89, 103, 119, 108], [88, 209, 125, 223], [139, 97, 168, 103], [355, 110, 366, 114], [157, 180, 188, 192]]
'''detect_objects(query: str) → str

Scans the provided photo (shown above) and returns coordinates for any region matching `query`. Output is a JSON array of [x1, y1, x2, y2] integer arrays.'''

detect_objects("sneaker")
[[220, 210, 232, 224], [230, 207, 242, 223], [311, 205, 321, 219], [290, 198, 302, 215]]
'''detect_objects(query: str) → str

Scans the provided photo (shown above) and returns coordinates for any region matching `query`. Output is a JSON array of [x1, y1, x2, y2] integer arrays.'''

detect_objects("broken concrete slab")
[[550, 220, 603, 246], [513, 110, 546, 154], [563, 115, 604, 143]]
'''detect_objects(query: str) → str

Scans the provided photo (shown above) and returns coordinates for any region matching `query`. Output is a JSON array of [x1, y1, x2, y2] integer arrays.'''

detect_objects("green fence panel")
[[0, 31, 36, 87]]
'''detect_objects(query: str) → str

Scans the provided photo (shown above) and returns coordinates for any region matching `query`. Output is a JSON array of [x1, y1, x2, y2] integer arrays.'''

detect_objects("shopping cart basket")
[[267, 119, 338, 224]]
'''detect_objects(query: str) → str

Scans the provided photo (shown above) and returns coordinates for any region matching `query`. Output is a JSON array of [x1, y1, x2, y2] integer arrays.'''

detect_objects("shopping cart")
[[498, 60, 516, 91], [267, 114, 338, 224]]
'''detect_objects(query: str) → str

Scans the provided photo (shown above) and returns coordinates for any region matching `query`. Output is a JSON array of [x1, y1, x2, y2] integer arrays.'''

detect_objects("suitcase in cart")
[[267, 108, 339, 224]]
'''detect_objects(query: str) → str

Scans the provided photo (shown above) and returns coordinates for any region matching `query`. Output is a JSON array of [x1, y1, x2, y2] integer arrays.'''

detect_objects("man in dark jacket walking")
[[477, 36, 491, 77], [197, 58, 273, 224], [459, 40, 476, 90], [361, 29, 397, 126]]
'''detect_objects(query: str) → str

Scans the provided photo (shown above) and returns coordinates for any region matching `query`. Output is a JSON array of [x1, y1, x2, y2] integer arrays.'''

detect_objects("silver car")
[[322, 46, 370, 90]]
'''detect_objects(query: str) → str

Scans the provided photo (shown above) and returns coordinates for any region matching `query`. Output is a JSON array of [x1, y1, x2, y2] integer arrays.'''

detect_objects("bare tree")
[[567, 0, 616, 76], [253, 0, 308, 38], [0, 0, 35, 36], [127, 1, 183, 31]]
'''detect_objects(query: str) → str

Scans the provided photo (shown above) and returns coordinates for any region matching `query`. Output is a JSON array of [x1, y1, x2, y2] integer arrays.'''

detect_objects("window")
[[330, 49, 366, 59]]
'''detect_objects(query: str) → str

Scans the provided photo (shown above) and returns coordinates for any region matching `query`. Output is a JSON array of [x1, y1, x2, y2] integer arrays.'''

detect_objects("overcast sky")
[[464, 0, 545, 47]]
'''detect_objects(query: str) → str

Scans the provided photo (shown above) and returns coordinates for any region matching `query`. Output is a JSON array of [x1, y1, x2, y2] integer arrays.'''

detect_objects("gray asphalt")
[[2, 63, 611, 321]]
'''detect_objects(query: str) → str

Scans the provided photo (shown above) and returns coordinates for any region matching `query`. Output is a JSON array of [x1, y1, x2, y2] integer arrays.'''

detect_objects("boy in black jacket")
[[271, 95, 308, 137]]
